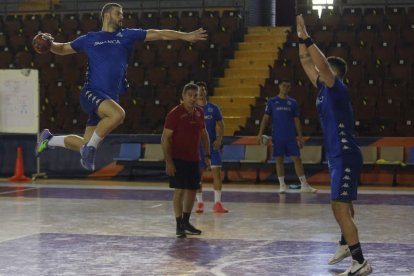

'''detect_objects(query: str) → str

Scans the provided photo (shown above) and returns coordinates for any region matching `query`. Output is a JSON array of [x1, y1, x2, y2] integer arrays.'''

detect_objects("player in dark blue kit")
[[34, 2, 207, 171], [257, 80, 317, 193], [195, 82, 228, 213], [297, 15, 372, 275]]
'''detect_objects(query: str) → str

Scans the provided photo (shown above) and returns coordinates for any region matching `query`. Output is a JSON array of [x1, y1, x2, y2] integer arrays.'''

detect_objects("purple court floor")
[[0, 182, 413, 275]]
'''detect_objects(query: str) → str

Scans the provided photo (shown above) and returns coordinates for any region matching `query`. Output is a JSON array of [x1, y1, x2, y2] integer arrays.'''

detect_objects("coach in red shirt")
[[161, 83, 211, 238]]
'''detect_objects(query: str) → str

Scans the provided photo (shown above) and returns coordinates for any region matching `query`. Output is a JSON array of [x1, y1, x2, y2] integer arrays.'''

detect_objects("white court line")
[[0, 183, 414, 195], [0, 187, 38, 195]]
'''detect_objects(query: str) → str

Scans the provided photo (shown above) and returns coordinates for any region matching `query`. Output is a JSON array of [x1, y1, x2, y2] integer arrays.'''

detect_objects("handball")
[[32, 33, 53, 54]]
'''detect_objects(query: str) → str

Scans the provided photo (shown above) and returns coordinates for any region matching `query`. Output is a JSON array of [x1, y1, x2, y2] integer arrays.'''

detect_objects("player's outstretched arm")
[[297, 15, 335, 88], [145, 28, 207, 42], [51, 42, 77, 55]]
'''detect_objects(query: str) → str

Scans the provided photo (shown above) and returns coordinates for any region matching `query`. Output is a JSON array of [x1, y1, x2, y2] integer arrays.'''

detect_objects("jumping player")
[[34, 2, 207, 171]]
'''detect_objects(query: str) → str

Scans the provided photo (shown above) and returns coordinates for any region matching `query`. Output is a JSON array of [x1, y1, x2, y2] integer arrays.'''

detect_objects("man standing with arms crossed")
[[257, 79, 317, 193], [195, 82, 228, 213], [35, 2, 207, 171], [297, 14, 372, 275], [161, 83, 211, 238]]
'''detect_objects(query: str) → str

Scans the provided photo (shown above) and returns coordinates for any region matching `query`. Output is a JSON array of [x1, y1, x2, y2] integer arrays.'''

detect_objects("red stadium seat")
[[341, 7, 363, 28], [179, 11, 200, 32], [159, 11, 179, 29], [122, 12, 138, 28], [41, 14, 60, 35], [221, 10, 241, 33], [363, 8, 385, 26], [320, 8, 341, 30], [139, 12, 159, 29], [200, 11, 220, 33]]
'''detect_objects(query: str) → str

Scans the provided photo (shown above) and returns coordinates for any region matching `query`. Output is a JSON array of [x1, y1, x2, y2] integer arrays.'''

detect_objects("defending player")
[[297, 14, 372, 275], [34, 2, 207, 171]]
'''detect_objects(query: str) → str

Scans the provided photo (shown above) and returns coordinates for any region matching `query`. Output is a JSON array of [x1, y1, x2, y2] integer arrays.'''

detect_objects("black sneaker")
[[183, 222, 202, 235], [176, 224, 186, 238]]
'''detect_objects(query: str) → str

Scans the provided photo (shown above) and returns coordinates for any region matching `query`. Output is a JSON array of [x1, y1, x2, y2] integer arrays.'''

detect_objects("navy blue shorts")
[[200, 148, 222, 168], [169, 159, 201, 190], [79, 88, 112, 126], [272, 139, 300, 157], [328, 152, 363, 202]]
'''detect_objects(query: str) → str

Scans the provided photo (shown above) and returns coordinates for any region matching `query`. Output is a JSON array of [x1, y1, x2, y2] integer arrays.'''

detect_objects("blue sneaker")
[[80, 145, 96, 171], [35, 129, 53, 157]]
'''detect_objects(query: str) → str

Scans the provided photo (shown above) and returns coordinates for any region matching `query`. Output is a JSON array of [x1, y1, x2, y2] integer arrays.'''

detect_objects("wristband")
[[298, 38, 305, 44], [304, 37, 314, 48]]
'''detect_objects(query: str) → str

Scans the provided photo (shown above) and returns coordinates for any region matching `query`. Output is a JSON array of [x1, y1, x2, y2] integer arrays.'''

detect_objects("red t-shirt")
[[164, 104, 205, 162]]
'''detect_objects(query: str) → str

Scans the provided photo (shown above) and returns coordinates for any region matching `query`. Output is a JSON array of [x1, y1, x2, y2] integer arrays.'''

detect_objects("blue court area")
[[0, 182, 413, 275]]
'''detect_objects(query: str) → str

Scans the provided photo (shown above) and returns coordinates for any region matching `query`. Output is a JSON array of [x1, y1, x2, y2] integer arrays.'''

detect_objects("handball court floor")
[[0, 179, 413, 276]]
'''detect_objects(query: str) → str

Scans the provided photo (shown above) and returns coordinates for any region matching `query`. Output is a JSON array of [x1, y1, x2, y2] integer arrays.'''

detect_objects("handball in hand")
[[32, 33, 53, 54]]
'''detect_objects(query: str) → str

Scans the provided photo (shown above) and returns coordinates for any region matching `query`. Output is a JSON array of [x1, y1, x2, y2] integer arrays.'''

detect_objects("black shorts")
[[169, 159, 201, 190]]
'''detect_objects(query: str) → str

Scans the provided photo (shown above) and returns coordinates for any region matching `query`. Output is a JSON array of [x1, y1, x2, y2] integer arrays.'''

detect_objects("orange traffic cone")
[[9, 147, 30, 182]]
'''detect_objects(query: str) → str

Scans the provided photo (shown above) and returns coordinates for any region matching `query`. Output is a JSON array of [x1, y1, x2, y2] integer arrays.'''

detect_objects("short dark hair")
[[182, 83, 199, 97], [327, 56, 347, 78], [101, 3, 122, 21], [195, 81, 207, 89]]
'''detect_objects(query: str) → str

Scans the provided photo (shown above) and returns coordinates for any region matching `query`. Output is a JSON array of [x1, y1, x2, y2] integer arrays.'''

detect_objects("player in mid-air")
[[195, 82, 228, 213], [257, 79, 317, 194], [296, 14, 372, 275], [34, 2, 207, 171]]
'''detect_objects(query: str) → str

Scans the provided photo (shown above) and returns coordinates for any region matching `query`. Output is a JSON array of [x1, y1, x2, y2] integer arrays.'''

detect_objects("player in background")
[[257, 80, 317, 193], [195, 82, 228, 213], [35, 2, 207, 171], [297, 14, 372, 275]]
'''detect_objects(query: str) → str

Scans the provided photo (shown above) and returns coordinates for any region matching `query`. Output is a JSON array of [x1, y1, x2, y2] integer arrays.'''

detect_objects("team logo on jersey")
[[116, 32, 123, 37], [208, 107, 213, 112], [94, 39, 121, 46], [287, 101, 291, 105]]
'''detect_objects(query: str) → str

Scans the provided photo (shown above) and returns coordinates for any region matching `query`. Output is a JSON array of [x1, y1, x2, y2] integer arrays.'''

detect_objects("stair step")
[[228, 58, 273, 68], [218, 77, 266, 87], [209, 96, 256, 107], [223, 116, 247, 126], [225, 67, 268, 77], [234, 50, 277, 59], [214, 86, 260, 96], [244, 34, 286, 43], [220, 106, 251, 117], [224, 126, 240, 136], [238, 41, 283, 51]]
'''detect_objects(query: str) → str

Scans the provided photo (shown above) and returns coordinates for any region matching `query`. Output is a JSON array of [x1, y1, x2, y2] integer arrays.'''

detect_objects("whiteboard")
[[0, 69, 39, 134]]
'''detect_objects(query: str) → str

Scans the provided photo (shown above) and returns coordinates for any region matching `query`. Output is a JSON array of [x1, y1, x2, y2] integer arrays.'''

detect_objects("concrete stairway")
[[210, 26, 289, 135]]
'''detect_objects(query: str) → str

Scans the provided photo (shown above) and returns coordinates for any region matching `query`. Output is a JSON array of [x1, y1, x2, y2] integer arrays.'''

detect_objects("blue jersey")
[[265, 96, 299, 142], [203, 102, 223, 142], [71, 28, 147, 98], [316, 77, 360, 158]]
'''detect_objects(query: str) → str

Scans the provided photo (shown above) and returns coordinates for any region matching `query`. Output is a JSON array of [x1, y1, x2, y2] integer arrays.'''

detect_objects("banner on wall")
[[0, 69, 39, 134]]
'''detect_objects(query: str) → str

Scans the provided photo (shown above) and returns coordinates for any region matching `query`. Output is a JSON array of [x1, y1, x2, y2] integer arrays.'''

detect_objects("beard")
[[109, 17, 122, 29]]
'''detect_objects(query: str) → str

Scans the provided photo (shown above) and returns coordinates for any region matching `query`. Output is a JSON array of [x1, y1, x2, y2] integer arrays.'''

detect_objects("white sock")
[[196, 191, 203, 203], [278, 176, 285, 186], [214, 190, 221, 203], [48, 136, 66, 148], [87, 131, 103, 148], [299, 176, 308, 186]]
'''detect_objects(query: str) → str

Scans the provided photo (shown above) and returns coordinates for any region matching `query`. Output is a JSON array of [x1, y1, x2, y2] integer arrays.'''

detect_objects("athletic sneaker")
[[279, 184, 287, 193], [183, 222, 202, 235], [80, 145, 96, 171], [338, 259, 372, 276], [213, 202, 229, 213], [328, 243, 351, 265], [195, 202, 204, 213], [176, 224, 186, 238], [300, 185, 318, 193], [35, 129, 53, 157]]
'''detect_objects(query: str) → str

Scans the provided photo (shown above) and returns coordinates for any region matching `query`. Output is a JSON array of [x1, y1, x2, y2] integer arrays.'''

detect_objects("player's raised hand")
[[185, 28, 208, 43], [296, 14, 309, 39]]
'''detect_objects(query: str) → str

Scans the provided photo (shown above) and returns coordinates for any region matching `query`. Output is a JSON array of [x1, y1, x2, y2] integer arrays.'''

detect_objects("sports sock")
[[349, 242, 365, 264], [87, 131, 103, 148], [196, 191, 203, 203], [299, 175, 308, 186], [339, 234, 347, 246], [48, 136, 66, 148], [214, 190, 221, 203], [278, 176, 285, 186], [176, 216, 182, 227], [182, 212, 191, 224]]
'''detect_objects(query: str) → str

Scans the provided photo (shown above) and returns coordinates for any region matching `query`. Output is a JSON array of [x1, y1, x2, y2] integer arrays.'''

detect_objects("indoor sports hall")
[[0, 0, 413, 275]]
